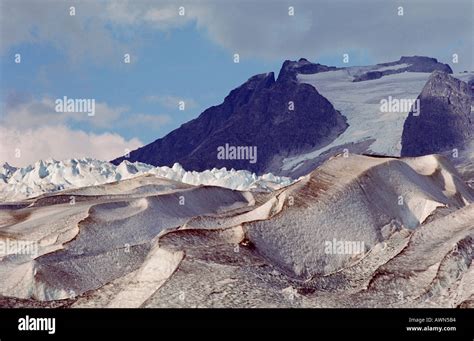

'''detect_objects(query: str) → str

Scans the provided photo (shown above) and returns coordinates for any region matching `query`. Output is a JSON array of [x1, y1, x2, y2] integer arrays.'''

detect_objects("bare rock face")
[[401, 71, 472, 157], [277, 58, 340, 82], [353, 56, 453, 82], [467, 77, 474, 101], [112, 60, 348, 174]]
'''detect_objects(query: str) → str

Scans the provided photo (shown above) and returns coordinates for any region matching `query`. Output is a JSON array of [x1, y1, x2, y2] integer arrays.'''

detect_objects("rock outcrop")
[[353, 56, 453, 82], [401, 71, 472, 156]]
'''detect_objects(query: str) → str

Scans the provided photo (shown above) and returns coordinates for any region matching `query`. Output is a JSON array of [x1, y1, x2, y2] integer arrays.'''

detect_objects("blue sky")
[[1, 19, 374, 143], [1, 23, 275, 142], [0, 0, 471, 166]]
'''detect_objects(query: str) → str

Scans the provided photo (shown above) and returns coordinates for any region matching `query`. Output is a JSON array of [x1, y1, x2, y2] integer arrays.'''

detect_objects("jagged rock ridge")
[[353, 56, 453, 82], [112, 60, 348, 174]]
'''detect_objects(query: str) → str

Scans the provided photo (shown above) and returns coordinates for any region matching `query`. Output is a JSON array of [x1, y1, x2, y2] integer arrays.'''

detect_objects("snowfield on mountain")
[[283, 69, 473, 175]]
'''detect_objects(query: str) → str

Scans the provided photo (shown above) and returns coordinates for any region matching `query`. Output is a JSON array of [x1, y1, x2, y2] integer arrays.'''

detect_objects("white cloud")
[[104, 1, 195, 29], [2, 0, 470, 70], [143, 6, 184, 27], [190, 1, 472, 70], [145, 95, 198, 110], [0, 0, 194, 63], [0, 96, 172, 166], [0, 1, 130, 64], [104, 1, 142, 25], [1, 96, 124, 130], [0, 125, 142, 167], [1, 96, 169, 131]]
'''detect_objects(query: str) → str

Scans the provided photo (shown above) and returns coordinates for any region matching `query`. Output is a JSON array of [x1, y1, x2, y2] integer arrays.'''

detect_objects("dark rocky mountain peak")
[[277, 59, 339, 82], [112, 59, 348, 174], [401, 71, 472, 156]]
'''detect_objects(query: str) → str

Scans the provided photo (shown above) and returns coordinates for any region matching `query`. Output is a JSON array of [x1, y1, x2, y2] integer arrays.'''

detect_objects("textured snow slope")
[[0, 159, 292, 202], [0, 178, 255, 300], [248, 154, 473, 277], [0, 154, 472, 307]]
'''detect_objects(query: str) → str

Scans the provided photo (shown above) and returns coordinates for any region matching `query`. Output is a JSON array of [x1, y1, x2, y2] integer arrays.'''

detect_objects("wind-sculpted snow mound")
[[0, 154, 472, 307], [0, 180, 255, 301], [0, 158, 293, 202], [246, 154, 473, 278]]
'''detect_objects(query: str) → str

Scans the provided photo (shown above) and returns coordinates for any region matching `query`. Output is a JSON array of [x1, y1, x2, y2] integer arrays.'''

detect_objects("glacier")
[[0, 158, 293, 202]]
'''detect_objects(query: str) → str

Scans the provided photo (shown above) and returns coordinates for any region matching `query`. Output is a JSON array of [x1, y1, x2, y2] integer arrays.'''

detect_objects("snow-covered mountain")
[[111, 56, 471, 178], [281, 65, 473, 176], [282, 70, 432, 173], [0, 158, 293, 202], [2, 56, 472, 201], [112, 67, 348, 175]]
